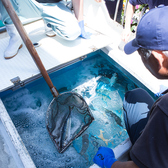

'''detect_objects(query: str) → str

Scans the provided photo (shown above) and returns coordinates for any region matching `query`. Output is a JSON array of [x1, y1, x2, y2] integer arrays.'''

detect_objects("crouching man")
[[93, 5, 168, 168]]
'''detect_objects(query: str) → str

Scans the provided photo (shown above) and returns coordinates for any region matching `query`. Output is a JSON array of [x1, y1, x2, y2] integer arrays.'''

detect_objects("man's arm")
[[112, 161, 139, 168], [93, 147, 139, 168], [121, 2, 135, 42]]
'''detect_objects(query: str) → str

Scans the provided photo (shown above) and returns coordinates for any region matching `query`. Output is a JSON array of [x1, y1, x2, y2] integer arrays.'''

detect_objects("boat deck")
[[0, 19, 114, 92]]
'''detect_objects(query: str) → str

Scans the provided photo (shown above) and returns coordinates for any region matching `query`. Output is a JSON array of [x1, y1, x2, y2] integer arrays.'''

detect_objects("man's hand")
[[121, 28, 131, 42], [121, 2, 135, 42], [95, 0, 102, 2], [93, 147, 117, 168]]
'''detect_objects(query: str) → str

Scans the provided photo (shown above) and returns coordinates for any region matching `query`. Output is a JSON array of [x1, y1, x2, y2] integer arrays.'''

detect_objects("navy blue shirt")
[[130, 93, 168, 168], [105, 0, 123, 15], [129, 0, 168, 9]]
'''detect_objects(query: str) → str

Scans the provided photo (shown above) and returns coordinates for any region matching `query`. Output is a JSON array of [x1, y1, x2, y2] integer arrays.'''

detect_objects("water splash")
[[2, 54, 136, 167]]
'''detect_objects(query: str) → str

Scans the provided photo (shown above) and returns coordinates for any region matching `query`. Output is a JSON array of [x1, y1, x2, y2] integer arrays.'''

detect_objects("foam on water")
[[2, 54, 137, 167], [0, 131, 17, 168]]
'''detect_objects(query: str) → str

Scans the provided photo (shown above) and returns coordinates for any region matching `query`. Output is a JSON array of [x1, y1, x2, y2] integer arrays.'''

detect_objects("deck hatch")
[[10, 76, 25, 91]]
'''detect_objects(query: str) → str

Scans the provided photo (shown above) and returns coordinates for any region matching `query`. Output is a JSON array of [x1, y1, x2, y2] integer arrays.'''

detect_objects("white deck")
[[0, 20, 114, 92]]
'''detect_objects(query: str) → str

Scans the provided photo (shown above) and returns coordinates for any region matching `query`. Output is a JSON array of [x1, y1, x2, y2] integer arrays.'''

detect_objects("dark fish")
[[80, 134, 89, 155], [98, 69, 114, 79], [105, 109, 123, 127], [58, 87, 68, 93], [126, 83, 137, 91], [90, 134, 106, 148]]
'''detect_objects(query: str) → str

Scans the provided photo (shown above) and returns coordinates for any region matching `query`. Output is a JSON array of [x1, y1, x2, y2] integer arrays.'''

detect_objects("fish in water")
[[90, 134, 105, 148], [96, 73, 118, 100], [105, 108, 123, 127], [80, 134, 89, 155], [98, 69, 115, 79], [58, 87, 68, 93], [110, 73, 117, 87]]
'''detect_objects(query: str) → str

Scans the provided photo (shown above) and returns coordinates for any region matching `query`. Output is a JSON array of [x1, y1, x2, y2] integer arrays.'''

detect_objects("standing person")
[[104, 0, 123, 23], [0, 0, 90, 59], [121, 0, 168, 42], [93, 5, 168, 168], [95, 0, 123, 23]]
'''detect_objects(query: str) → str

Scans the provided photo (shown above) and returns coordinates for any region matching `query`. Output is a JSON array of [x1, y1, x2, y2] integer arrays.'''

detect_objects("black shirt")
[[130, 93, 168, 167]]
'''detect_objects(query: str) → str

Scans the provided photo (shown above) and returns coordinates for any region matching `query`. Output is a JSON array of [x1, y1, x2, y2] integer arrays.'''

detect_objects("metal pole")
[[114, 0, 121, 21], [122, 0, 128, 26]]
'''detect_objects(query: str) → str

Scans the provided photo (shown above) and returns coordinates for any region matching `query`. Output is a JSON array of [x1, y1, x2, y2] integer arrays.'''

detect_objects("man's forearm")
[[125, 2, 135, 30], [112, 161, 139, 168]]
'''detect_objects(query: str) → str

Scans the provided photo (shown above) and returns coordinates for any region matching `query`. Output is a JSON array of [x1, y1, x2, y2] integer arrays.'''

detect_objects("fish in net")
[[46, 92, 94, 153]]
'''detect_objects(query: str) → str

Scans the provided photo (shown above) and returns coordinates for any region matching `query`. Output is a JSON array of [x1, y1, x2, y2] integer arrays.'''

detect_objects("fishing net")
[[46, 92, 94, 153]]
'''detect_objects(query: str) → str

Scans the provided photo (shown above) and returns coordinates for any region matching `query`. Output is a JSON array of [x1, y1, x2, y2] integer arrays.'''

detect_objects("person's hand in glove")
[[93, 147, 117, 168], [78, 20, 92, 39]]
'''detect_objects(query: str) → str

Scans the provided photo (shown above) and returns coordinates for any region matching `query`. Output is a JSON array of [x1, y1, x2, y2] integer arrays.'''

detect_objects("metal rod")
[[114, 0, 121, 21], [122, 0, 128, 26]]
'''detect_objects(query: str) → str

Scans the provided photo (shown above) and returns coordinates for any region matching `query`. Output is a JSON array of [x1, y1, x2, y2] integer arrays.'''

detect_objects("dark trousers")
[[123, 88, 154, 144]]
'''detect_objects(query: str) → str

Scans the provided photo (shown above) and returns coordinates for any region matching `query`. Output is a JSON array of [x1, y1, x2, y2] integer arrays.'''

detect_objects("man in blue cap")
[[93, 5, 168, 168], [124, 4, 168, 79]]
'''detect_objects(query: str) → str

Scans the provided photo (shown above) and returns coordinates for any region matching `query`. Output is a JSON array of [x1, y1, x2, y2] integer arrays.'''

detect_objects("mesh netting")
[[46, 92, 94, 153]]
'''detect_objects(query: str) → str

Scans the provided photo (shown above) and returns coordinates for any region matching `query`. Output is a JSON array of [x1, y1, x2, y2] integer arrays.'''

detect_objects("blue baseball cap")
[[124, 5, 168, 55]]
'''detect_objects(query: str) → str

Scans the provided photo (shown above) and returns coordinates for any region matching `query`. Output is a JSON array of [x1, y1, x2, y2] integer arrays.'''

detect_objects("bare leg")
[[72, 0, 83, 21], [72, 0, 92, 39]]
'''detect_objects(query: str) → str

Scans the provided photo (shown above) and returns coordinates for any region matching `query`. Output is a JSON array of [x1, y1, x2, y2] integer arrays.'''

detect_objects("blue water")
[[2, 53, 137, 168]]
